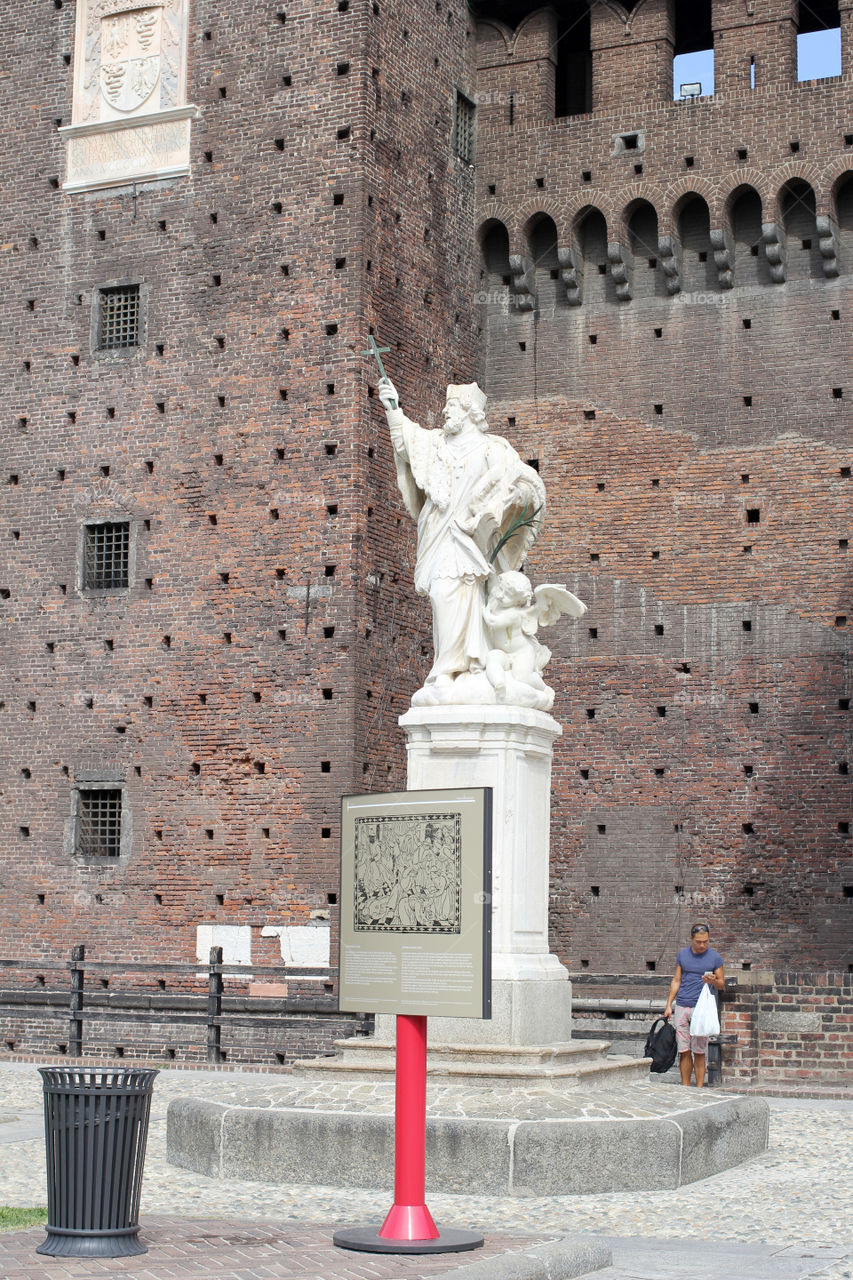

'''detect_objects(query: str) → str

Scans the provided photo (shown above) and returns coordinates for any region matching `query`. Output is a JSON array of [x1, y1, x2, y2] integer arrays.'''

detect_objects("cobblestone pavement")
[[0, 1063, 850, 1280]]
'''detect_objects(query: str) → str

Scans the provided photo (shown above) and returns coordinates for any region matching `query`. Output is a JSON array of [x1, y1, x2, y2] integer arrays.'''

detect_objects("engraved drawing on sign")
[[100, 8, 161, 113], [353, 814, 461, 934]]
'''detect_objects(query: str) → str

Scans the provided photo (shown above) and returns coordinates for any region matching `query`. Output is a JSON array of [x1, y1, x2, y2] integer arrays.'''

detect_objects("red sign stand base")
[[333, 1014, 484, 1256], [332, 1225, 485, 1255]]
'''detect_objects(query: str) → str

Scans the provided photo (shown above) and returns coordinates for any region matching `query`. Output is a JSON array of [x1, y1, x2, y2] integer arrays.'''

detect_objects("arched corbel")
[[608, 241, 632, 301], [657, 234, 681, 295], [558, 244, 583, 306], [508, 254, 536, 310], [815, 214, 840, 278], [762, 223, 786, 283], [710, 228, 735, 290]]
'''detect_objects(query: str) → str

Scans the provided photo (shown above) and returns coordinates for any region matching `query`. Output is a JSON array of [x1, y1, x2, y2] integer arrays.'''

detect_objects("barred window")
[[84, 522, 130, 590], [99, 284, 140, 350], [76, 789, 122, 858], [454, 92, 475, 164]]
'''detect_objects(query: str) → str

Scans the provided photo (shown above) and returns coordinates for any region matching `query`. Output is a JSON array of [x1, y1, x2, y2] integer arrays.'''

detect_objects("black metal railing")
[[0, 947, 371, 1064]]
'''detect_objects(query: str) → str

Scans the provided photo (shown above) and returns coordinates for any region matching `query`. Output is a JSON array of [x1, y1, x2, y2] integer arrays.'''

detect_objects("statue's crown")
[[446, 382, 487, 414]]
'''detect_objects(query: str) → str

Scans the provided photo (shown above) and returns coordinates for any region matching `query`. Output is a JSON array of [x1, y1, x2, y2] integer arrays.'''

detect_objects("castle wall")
[[0, 0, 476, 1024], [473, 0, 852, 975], [0, 0, 849, 1066]]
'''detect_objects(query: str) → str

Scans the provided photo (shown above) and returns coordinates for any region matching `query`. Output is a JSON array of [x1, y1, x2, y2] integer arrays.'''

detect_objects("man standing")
[[377, 377, 545, 705], [663, 923, 725, 1087]]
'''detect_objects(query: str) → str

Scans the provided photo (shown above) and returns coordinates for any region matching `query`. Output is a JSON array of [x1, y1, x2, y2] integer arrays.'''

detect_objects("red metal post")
[[377, 1013, 439, 1241]]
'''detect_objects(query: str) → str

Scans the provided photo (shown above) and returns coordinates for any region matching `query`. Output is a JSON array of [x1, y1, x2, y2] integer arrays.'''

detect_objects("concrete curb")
[[167, 1090, 770, 1195], [441, 1236, 611, 1279]]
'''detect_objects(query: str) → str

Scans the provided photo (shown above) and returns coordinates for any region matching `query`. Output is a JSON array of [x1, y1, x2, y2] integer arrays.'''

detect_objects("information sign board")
[[338, 788, 492, 1019]]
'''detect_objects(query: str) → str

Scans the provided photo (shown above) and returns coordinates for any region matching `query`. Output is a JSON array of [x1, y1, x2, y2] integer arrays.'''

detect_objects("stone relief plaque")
[[352, 813, 462, 935], [61, 0, 196, 191]]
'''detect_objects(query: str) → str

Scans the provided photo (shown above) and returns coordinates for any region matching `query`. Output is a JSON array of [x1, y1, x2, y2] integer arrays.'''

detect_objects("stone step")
[[293, 1036, 650, 1088], [331, 1036, 618, 1068], [422, 1056, 648, 1089]]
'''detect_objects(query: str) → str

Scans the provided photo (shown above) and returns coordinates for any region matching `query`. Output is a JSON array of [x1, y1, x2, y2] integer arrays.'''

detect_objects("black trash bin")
[[37, 1066, 158, 1258]]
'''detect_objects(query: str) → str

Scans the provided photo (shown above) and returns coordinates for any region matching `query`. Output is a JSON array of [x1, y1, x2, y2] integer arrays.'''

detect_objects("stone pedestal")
[[166, 707, 772, 1196], [376, 705, 571, 1048]]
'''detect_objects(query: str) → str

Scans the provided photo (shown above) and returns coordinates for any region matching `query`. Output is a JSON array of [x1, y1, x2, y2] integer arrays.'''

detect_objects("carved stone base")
[[393, 703, 572, 1049]]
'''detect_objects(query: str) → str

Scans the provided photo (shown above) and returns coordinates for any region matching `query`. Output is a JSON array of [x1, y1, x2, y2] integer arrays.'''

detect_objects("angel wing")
[[533, 583, 587, 627]]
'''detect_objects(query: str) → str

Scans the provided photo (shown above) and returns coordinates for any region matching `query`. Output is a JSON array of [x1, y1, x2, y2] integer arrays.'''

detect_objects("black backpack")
[[644, 1017, 678, 1073]]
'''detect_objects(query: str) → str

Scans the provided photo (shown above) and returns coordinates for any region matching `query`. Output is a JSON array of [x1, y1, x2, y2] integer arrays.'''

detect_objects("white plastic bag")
[[689, 983, 720, 1037]]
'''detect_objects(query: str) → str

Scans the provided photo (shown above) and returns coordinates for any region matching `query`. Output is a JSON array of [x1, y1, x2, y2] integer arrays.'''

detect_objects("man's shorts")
[[673, 1004, 709, 1055]]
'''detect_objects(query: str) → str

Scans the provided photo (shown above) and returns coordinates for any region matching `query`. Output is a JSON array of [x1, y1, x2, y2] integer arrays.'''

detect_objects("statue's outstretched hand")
[[378, 378, 399, 412]]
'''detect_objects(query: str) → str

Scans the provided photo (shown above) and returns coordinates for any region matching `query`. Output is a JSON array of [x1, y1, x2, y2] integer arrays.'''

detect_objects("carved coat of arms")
[[99, 8, 162, 113]]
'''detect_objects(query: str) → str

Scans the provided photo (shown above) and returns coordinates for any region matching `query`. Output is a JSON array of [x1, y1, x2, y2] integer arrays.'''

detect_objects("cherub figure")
[[483, 571, 587, 711]]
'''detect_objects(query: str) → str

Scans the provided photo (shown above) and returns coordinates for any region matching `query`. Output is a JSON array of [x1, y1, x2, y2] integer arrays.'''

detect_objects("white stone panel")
[[61, 110, 195, 192], [196, 924, 252, 968], [262, 924, 331, 969]]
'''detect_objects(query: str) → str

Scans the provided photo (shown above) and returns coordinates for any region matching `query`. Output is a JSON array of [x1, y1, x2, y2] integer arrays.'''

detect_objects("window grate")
[[84, 521, 130, 589], [454, 92, 475, 163], [99, 285, 140, 350], [76, 789, 122, 858]]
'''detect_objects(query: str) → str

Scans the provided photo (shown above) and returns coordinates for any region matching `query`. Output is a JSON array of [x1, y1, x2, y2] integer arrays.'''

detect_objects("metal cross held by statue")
[[361, 335, 397, 409]]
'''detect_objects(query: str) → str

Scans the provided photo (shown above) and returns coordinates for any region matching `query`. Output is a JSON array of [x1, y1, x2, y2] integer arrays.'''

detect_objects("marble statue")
[[378, 374, 585, 709]]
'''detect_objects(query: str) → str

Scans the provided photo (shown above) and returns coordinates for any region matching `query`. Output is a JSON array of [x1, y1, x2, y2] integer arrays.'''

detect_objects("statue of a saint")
[[378, 376, 547, 706]]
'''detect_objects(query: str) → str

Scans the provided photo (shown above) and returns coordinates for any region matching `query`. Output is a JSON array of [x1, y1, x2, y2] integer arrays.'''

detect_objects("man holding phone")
[[663, 923, 725, 1086]]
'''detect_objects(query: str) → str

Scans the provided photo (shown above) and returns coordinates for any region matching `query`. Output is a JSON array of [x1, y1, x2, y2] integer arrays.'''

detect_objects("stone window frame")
[[90, 279, 150, 359], [77, 517, 137, 596], [65, 771, 133, 864], [98, 283, 141, 351]]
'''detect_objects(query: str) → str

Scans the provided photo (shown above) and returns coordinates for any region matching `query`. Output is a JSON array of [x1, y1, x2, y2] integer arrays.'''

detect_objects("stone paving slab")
[[590, 1236, 852, 1280], [0, 1219, 608, 1280], [0, 1061, 732, 1122], [159, 1074, 747, 1122]]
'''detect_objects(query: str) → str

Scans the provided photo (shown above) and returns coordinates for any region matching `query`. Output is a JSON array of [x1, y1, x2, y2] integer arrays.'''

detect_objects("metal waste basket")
[[37, 1066, 158, 1258]]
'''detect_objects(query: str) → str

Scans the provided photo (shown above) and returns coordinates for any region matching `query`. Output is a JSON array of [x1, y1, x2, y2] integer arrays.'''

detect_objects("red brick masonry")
[[0, 1218, 553, 1280]]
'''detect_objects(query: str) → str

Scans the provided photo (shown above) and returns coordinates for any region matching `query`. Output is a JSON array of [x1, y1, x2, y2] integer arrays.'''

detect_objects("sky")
[[673, 27, 842, 98]]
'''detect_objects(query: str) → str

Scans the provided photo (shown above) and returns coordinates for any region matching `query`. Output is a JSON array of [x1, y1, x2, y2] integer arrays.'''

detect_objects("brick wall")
[[724, 970, 853, 1087], [0, 1001, 371, 1067], [569, 969, 852, 1090], [0, 0, 476, 1033]]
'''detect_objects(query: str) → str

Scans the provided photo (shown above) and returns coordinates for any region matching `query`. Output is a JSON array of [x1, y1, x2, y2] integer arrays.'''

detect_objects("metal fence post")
[[207, 946, 223, 1064], [69, 945, 84, 1058]]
